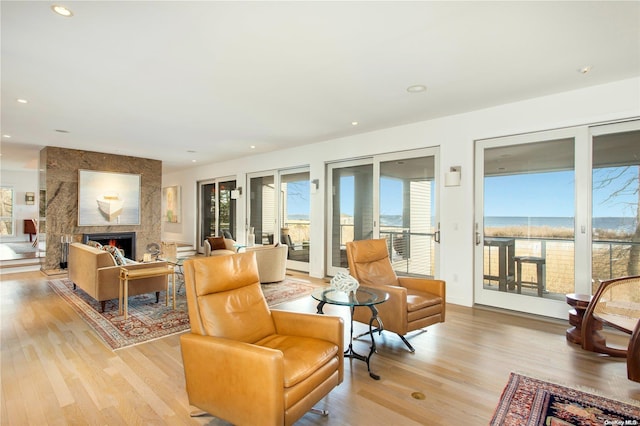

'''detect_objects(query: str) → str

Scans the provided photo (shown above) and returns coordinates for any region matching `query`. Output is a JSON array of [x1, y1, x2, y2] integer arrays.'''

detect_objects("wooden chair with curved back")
[[581, 275, 640, 382], [180, 252, 344, 425], [346, 238, 446, 352]]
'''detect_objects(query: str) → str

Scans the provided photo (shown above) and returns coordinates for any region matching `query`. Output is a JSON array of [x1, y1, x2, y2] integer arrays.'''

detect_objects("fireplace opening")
[[83, 232, 136, 260]]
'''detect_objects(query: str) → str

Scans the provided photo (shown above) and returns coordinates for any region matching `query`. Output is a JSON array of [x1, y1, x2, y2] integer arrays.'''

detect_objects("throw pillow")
[[86, 240, 103, 249], [102, 245, 126, 266], [207, 236, 226, 251]]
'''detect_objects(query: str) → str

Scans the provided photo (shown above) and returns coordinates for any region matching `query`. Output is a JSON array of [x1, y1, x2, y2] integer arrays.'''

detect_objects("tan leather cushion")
[[406, 289, 443, 312], [192, 253, 276, 342], [256, 334, 338, 387], [207, 236, 226, 251]]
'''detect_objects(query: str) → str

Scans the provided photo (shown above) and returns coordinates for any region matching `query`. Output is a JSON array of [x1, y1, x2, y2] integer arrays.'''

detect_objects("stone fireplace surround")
[[39, 146, 162, 272]]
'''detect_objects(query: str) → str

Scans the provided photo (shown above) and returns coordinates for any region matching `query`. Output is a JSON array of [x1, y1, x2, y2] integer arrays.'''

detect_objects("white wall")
[[163, 77, 640, 307], [0, 169, 39, 242]]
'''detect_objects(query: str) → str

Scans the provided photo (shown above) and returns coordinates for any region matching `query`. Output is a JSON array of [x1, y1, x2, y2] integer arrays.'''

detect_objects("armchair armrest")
[[398, 277, 446, 298], [271, 310, 344, 383], [272, 310, 344, 349], [180, 333, 285, 424], [354, 284, 408, 334]]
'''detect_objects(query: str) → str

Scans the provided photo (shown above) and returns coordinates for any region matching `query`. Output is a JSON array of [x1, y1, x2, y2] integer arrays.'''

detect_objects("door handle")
[[434, 230, 440, 243]]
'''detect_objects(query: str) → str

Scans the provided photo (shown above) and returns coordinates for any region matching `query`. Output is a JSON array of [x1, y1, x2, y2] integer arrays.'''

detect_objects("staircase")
[[0, 257, 42, 274]]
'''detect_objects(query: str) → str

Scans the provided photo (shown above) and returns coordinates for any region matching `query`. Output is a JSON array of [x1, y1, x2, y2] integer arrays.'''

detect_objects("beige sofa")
[[68, 242, 170, 312], [244, 244, 288, 283]]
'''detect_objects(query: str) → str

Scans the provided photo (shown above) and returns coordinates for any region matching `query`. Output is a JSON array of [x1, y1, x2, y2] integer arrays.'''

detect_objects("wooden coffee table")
[[119, 265, 175, 320]]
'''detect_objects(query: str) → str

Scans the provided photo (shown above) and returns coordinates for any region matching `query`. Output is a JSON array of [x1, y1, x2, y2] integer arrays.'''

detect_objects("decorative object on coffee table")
[[330, 271, 360, 293]]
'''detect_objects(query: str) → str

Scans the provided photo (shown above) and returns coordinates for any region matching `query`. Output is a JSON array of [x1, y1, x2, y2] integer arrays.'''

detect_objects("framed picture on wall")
[[78, 170, 141, 226], [162, 185, 181, 223]]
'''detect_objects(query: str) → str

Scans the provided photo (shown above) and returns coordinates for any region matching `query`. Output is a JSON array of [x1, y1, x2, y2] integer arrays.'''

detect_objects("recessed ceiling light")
[[192, 159, 197, 163], [250, 145, 256, 149], [406, 84, 427, 93], [51, 5, 73, 17], [579, 65, 592, 74], [351, 121, 359, 126], [16, 98, 28, 104], [2, 134, 11, 138]]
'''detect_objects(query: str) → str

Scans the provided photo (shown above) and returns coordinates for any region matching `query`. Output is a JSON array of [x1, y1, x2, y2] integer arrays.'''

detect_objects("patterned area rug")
[[48, 277, 318, 350], [262, 277, 317, 306], [491, 372, 640, 425]]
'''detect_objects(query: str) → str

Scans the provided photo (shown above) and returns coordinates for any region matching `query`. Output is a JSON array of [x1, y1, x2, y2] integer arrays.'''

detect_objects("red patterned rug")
[[48, 277, 317, 350], [262, 277, 317, 306], [491, 372, 640, 425]]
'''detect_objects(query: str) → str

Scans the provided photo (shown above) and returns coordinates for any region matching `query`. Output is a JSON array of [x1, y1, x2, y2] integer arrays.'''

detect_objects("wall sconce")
[[230, 187, 242, 199], [310, 179, 319, 194], [25, 192, 35, 205], [444, 166, 461, 187]]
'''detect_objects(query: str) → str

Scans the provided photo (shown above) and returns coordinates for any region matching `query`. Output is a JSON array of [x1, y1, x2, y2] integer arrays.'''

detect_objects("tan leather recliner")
[[180, 252, 344, 426], [346, 238, 446, 352]]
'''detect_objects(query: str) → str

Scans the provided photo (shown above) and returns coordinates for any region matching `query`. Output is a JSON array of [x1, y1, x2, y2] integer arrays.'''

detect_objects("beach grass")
[[484, 226, 637, 295]]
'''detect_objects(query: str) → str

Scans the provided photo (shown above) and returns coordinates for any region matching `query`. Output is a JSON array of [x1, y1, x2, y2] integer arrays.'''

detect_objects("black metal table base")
[[316, 301, 383, 380]]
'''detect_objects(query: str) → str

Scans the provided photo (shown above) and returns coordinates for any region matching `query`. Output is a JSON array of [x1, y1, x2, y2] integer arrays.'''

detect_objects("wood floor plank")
[[3, 270, 640, 425]]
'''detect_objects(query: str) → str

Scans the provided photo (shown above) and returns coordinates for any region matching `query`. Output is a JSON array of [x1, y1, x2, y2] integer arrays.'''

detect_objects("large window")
[[280, 170, 311, 265], [199, 179, 237, 249], [592, 125, 640, 286], [483, 138, 576, 300], [475, 120, 640, 319], [327, 148, 439, 277], [0, 187, 14, 236]]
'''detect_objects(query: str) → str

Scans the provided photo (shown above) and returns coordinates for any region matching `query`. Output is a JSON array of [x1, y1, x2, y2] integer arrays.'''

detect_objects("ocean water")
[[485, 216, 637, 233], [297, 214, 637, 233]]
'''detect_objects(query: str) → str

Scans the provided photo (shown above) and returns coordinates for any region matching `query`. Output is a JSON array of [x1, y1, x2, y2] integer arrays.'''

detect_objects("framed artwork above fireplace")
[[78, 170, 141, 226]]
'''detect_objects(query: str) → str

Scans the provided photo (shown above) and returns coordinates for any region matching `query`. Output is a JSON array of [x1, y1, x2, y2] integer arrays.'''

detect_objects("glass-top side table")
[[312, 286, 389, 380], [158, 257, 186, 293]]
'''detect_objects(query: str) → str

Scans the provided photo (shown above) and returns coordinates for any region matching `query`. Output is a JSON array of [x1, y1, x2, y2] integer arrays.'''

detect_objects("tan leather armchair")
[[180, 252, 344, 426], [346, 238, 446, 352]]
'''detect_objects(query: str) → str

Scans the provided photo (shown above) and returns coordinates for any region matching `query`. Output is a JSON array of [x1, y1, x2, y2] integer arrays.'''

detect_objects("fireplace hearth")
[[83, 232, 136, 260]]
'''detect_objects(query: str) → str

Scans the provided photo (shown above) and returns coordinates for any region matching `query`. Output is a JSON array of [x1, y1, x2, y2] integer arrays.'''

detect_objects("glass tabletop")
[[312, 286, 389, 307], [158, 257, 185, 266]]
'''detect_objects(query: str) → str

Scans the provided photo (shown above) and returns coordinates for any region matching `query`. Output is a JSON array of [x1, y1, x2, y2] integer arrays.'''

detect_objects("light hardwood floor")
[[2, 270, 639, 425]]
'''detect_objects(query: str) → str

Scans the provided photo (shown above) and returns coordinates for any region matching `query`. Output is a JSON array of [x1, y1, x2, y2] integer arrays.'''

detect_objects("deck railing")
[[484, 236, 640, 295]]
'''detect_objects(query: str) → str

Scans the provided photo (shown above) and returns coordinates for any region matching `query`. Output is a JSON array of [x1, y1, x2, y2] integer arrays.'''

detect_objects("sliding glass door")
[[249, 174, 276, 245], [198, 178, 237, 251], [280, 168, 311, 271], [248, 168, 312, 271], [327, 160, 374, 274], [474, 120, 640, 318], [591, 121, 640, 288], [475, 128, 581, 318], [327, 148, 439, 277]]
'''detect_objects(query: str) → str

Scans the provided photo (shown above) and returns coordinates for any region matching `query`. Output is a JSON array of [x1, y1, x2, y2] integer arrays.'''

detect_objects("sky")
[[286, 167, 638, 219], [485, 168, 638, 218]]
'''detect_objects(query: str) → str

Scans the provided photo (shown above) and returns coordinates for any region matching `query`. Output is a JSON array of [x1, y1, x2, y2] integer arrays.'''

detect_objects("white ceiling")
[[1, 1, 639, 173]]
